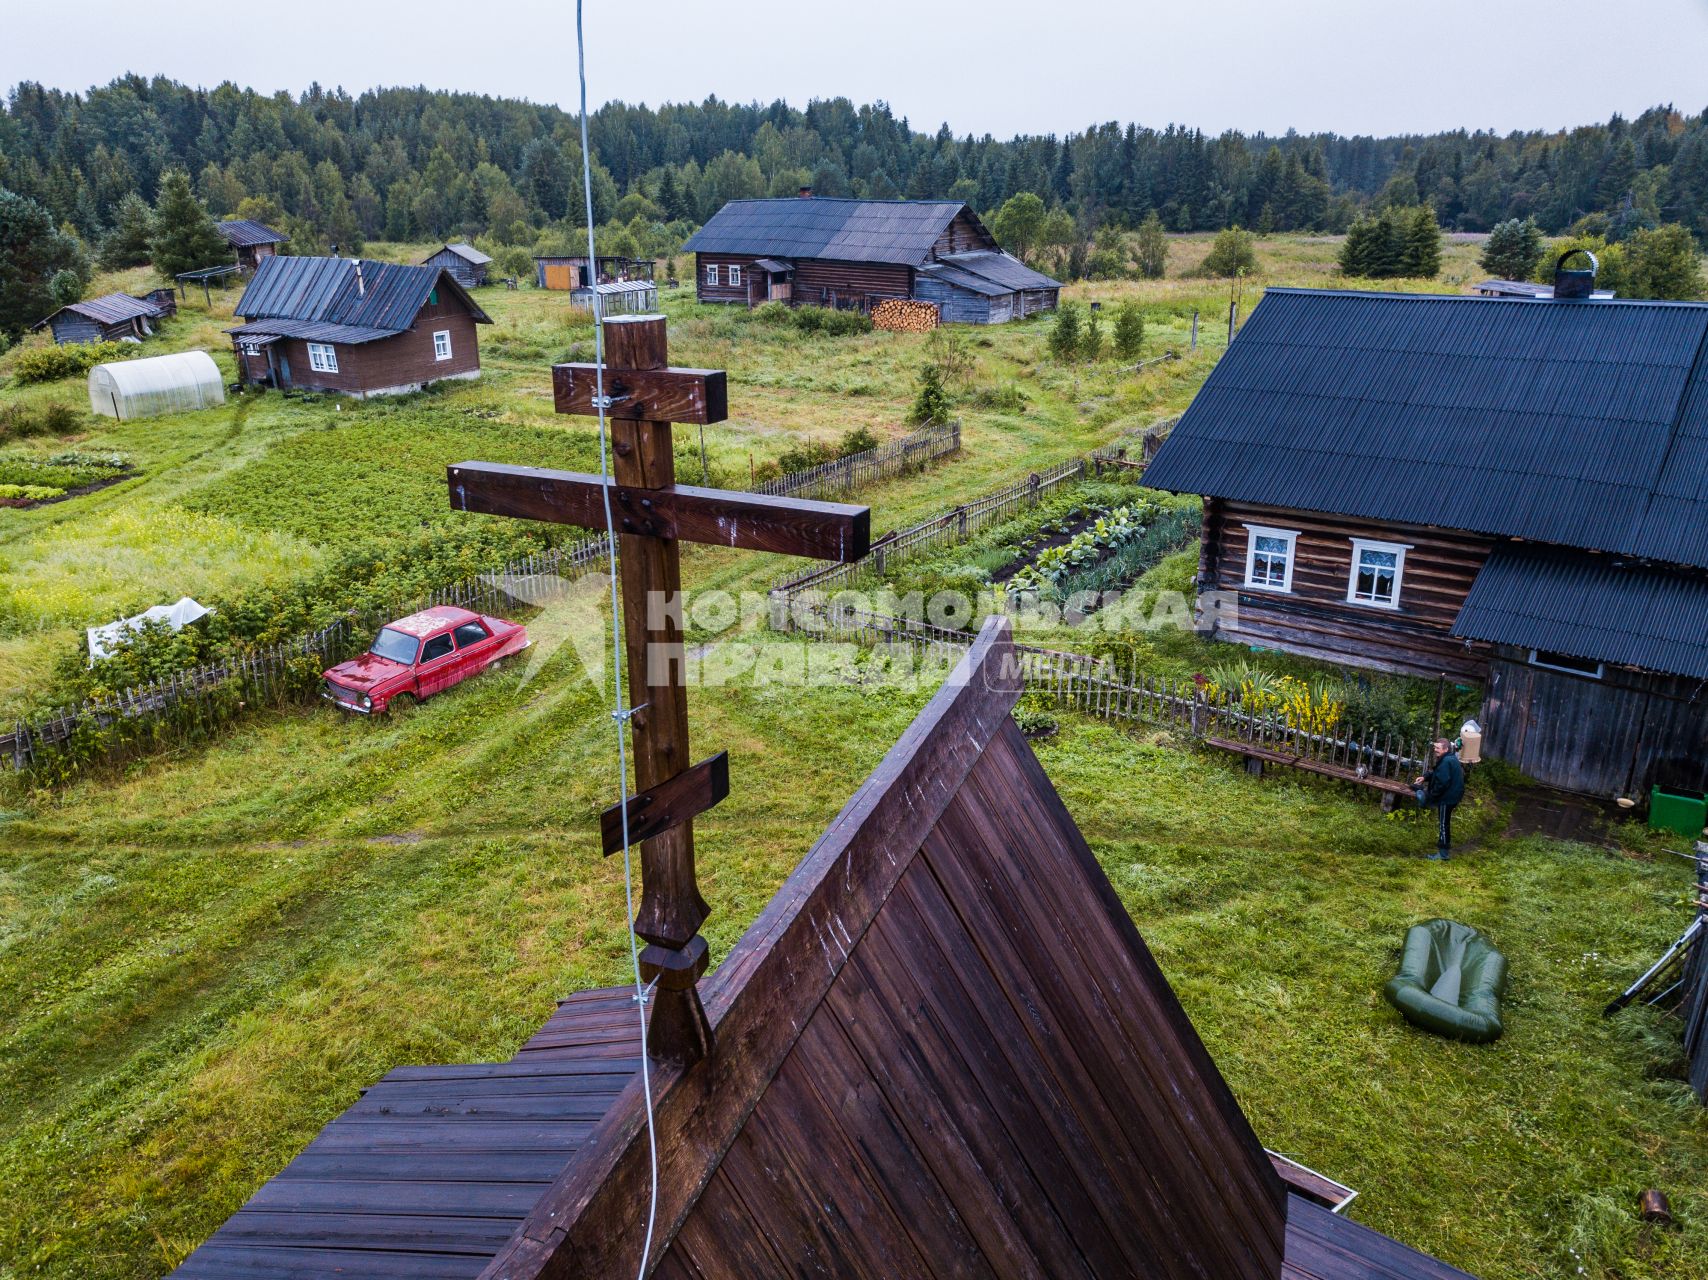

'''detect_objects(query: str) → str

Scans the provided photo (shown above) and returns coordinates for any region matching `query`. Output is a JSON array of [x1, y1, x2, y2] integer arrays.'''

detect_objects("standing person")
[[1414, 738, 1466, 861]]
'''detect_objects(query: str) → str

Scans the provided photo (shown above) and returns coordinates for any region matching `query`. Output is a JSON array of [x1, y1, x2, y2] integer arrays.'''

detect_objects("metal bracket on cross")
[[446, 314, 871, 1066]]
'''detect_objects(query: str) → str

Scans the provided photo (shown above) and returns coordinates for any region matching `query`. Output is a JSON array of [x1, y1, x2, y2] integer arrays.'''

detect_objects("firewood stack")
[[871, 298, 940, 333]]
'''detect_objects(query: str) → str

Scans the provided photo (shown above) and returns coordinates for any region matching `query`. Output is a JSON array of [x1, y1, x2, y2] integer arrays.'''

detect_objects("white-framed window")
[[1346, 538, 1410, 609], [1242, 524, 1298, 593], [239, 342, 261, 357], [307, 342, 338, 373], [728, 264, 742, 288], [705, 264, 720, 286], [1529, 649, 1605, 679], [433, 329, 452, 361]]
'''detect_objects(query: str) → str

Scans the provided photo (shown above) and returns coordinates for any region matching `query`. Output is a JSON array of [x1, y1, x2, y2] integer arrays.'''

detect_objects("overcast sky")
[[4, 0, 1705, 139]]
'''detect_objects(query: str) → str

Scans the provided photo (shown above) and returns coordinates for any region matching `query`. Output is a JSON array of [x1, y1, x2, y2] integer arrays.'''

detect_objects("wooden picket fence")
[[798, 604, 1428, 793], [753, 421, 959, 501], [769, 455, 1090, 611]]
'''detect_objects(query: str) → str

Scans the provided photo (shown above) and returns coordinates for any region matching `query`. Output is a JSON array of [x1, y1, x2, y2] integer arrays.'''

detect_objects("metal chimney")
[[1552, 248, 1598, 300], [353, 258, 365, 298]]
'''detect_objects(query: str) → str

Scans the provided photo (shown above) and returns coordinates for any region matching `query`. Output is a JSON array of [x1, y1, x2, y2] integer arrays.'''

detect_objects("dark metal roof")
[[216, 219, 289, 247], [426, 242, 492, 265], [751, 257, 793, 273], [230, 256, 491, 338], [917, 261, 1009, 297], [938, 250, 1061, 291], [31, 292, 162, 329], [1144, 288, 1708, 569], [226, 317, 397, 345], [683, 198, 991, 267], [1454, 544, 1708, 679]]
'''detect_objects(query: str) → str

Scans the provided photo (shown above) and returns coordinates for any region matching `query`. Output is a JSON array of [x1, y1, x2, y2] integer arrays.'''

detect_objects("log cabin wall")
[[695, 252, 761, 303], [1204, 499, 1493, 680], [1484, 650, 1708, 798], [790, 258, 913, 308]]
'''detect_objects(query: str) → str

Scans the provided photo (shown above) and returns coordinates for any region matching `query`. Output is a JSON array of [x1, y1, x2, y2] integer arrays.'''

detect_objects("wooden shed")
[[534, 254, 656, 290], [1144, 284, 1708, 799], [215, 220, 289, 272], [30, 292, 169, 345], [420, 242, 492, 288], [166, 619, 1475, 1280], [685, 196, 1059, 321]]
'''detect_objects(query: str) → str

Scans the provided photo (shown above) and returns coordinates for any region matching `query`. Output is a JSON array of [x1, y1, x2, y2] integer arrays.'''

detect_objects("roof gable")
[[1143, 288, 1708, 567], [427, 242, 492, 265], [684, 198, 984, 266]]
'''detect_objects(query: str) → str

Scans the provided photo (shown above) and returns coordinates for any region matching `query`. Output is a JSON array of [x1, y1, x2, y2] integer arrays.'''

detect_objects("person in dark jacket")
[[1414, 738, 1466, 860]]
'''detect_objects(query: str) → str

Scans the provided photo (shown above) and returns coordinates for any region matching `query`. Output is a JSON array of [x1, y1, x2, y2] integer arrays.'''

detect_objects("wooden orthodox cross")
[[447, 314, 870, 1064]]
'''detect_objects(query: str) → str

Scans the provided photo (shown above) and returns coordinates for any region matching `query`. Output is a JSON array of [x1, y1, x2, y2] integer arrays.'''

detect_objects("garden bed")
[[0, 452, 135, 507]]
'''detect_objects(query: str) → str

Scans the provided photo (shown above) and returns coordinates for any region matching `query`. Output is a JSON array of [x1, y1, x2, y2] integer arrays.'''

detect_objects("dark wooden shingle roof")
[[1145, 288, 1708, 569], [683, 197, 993, 266], [30, 292, 163, 329]]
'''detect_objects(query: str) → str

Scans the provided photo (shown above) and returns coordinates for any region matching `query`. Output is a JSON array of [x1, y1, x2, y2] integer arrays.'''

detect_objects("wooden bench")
[[1205, 735, 1417, 809]]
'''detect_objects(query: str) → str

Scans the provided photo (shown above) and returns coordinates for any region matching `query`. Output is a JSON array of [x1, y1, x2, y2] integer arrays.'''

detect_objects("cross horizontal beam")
[[602, 752, 729, 856], [447, 461, 871, 562], [553, 363, 728, 424]]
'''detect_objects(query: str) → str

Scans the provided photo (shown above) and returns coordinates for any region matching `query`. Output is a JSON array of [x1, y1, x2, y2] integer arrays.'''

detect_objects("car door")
[[452, 620, 493, 688], [416, 630, 457, 696]]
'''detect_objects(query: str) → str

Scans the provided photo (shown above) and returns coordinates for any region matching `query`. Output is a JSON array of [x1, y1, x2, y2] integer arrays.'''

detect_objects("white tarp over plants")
[[88, 350, 225, 420], [87, 597, 213, 661]]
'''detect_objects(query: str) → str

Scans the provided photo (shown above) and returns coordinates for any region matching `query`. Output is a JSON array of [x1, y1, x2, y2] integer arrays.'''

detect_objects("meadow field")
[[3, 234, 1706, 1280]]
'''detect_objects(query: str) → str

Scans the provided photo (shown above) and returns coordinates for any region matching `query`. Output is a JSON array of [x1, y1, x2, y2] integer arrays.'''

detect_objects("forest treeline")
[[4, 76, 1707, 262]]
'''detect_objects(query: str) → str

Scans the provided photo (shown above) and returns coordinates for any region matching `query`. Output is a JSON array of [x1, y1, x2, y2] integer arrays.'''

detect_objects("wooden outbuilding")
[[685, 196, 1060, 321], [1144, 284, 1708, 800], [534, 254, 655, 290], [420, 242, 492, 288], [225, 255, 491, 398], [30, 292, 170, 344], [215, 219, 289, 272]]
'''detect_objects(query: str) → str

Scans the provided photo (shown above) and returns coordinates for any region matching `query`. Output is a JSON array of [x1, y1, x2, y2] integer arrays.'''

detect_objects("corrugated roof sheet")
[[1454, 544, 1708, 679], [1143, 288, 1708, 568], [216, 219, 289, 247], [34, 292, 162, 328], [226, 318, 397, 345], [917, 261, 1009, 297], [938, 250, 1061, 291], [230, 256, 491, 338], [683, 198, 989, 267]]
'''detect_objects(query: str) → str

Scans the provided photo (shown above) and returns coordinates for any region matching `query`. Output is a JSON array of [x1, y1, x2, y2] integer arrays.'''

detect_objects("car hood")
[[324, 652, 410, 690]]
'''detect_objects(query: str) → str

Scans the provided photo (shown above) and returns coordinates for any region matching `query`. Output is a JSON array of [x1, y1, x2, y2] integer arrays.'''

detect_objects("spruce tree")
[[0, 187, 89, 339], [1048, 301, 1083, 362], [1402, 205, 1442, 278], [1082, 307, 1106, 361], [99, 192, 156, 269], [909, 364, 952, 425], [149, 169, 229, 279], [1135, 212, 1168, 279], [1112, 302, 1145, 359], [1480, 217, 1544, 281]]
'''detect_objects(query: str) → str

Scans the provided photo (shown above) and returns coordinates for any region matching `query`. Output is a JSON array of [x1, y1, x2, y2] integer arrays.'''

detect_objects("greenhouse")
[[88, 350, 225, 421]]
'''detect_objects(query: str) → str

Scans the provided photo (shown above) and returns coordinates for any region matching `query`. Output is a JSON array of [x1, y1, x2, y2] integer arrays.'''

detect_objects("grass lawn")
[[3, 233, 1703, 1280]]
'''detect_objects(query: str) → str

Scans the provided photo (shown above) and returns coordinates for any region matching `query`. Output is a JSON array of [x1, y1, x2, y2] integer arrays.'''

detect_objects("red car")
[[322, 606, 529, 714]]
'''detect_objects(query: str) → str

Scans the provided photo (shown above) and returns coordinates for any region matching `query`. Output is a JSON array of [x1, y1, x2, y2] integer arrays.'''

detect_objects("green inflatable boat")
[[1383, 919, 1507, 1043]]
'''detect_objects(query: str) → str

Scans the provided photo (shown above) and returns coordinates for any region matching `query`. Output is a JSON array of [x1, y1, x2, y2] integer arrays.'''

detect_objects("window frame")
[[1345, 537, 1411, 610], [1241, 523, 1299, 594], [306, 342, 339, 374], [705, 263, 720, 286], [1528, 648, 1605, 680], [453, 620, 490, 649], [728, 264, 742, 288], [433, 329, 453, 362], [420, 632, 456, 664]]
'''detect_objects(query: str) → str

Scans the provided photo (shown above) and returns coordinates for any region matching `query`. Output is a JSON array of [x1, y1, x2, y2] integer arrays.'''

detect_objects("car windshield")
[[370, 627, 420, 664]]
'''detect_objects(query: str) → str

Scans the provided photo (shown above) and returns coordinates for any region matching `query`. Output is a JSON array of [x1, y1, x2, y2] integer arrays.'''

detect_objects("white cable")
[[575, 4, 660, 1276]]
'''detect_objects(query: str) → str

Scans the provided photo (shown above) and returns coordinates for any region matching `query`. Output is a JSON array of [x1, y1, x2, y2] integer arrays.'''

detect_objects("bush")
[[1112, 302, 1145, 359], [750, 302, 873, 336], [1082, 307, 1106, 361], [967, 383, 1029, 413], [1625, 223, 1704, 300], [909, 364, 953, 425], [0, 400, 85, 440], [12, 340, 140, 386], [841, 425, 879, 454], [1199, 226, 1257, 277], [48, 269, 85, 307]]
